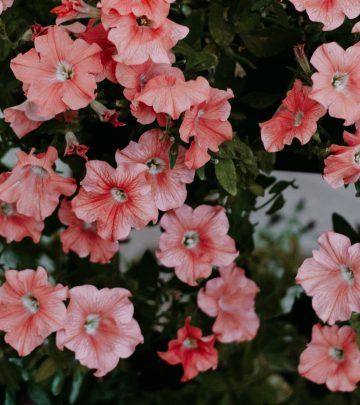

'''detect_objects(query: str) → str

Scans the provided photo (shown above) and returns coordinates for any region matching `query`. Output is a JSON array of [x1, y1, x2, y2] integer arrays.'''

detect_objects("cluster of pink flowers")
[[296, 231, 360, 391]]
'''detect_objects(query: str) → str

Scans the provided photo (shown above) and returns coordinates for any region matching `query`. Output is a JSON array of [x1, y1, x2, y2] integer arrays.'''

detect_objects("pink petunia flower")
[[0, 0, 13, 15], [107, 14, 188, 65], [296, 231, 360, 324], [56, 285, 143, 377], [197, 264, 260, 343], [310, 42, 360, 126], [179, 87, 235, 169], [352, 21, 360, 33], [260, 80, 326, 152], [136, 75, 210, 120], [4, 100, 54, 138], [58, 199, 118, 264], [72, 160, 158, 241], [299, 324, 360, 392], [324, 127, 360, 188], [10, 26, 102, 117], [0, 146, 77, 221], [90, 100, 125, 127], [0, 267, 68, 356], [158, 317, 218, 382], [289, 0, 360, 31], [51, 0, 100, 25], [64, 131, 89, 161], [156, 204, 238, 286], [116, 129, 195, 211]]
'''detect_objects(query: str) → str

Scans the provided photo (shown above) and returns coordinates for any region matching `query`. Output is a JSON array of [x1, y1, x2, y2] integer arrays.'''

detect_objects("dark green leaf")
[[169, 142, 179, 169], [209, 5, 234, 47], [332, 213, 360, 244], [35, 358, 58, 383], [215, 159, 237, 196], [266, 194, 285, 215]]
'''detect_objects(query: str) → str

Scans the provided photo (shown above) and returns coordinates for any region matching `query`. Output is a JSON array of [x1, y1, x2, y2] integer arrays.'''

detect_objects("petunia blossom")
[[309, 42, 360, 126], [158, 317, 218, 382], [0, 0, 13, 15], [59, 199, 119, 263], [0, 267, 68, 356], [179, 87, 235, 168], [260, 80, 326, 152], [324, 127, 360, 188], [296, 231, 360, 324], [0, 147, 77, 221], [197, 264, 260, 343], [156, 204, 238, 286], [108, 14, 189, 65], [289, 0, 360, 31], [299, 324, 360, 392], [56, 285, 143, 377], [51, 0, 100, 25], [116, 129, 195, 211], [10, 25, 102, 117], [72, 160, 158, 241], [136, 75, 210, 120]]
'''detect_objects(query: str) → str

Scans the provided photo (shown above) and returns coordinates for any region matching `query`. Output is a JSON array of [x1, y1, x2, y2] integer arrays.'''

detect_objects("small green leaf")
[[69, 368, 85, 404], [28, 385, 52, 405], [332, 213, 360, 244], [209, 5, 235, 47], [215, 159, 237, 196], [51, 371, 65, 396], [35, 358, 58, 383], [269, 180, 297, 195], [266, 194, 285, 215], [196, 166, 206, 180], [169, 142, 179, 169]]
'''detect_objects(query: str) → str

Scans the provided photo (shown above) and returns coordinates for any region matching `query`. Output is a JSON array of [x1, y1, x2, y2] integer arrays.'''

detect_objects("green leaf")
[[35, 358, 58, 383], [209, 5, 234, 47], [51, 371, 65, 397], [186, 51, 218, 72], [169, 142, 179, 169], [332, 213, 360, 244], [269, 180, 297, 195], [266, 194, 285, 215], [196, 166, 206, 180], [351, 312, 360, 349], [215, 159, 237, 196], [69, 369, 85, 404], [28, 385, 52, 405]]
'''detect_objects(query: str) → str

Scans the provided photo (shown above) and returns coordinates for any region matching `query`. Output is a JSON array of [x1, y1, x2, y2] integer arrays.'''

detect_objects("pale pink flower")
[[260, 80, 326, 152], [136, 75, 210, 120], [310, 42, 360, 125], [289, 0, 360, 31], [197, 264, 260, 343], [108, 14, 188, 65], [324, 127, 360, 188], [4, 100, 54, 138], [11, 26, 102, 117], [299, 324, 360, 392], [72, 160, 158, 241], [158, 317, 218, 382], [116, 129, 195, 211], [0, 267, 68, 356], [156, 204, 238, 286], [0, 147, 77, 221], [296, 231, 360, 324], [59, 199, 118, 264], [352, 21, 360, 33], [0, 0, 13, 15], [56, 285, 143, 377], [51, 0, 100, 25], [179, 87, 234, 168]]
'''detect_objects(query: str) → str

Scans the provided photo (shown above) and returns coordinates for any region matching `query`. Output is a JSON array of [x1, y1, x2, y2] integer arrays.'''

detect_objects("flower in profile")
[[260, 80, 326, 152], [0, 174, 44, 243], [179, 87, 234, 169], [324, 127, 360, 188], [72, 160, 158, 241], [289, 0, 360, 31], [51, 0, 100, 25], [90, 100, 125, 127], [56, 285, 143, 377], [296, 231, 360, 324], [136, 75, 210, 120], [116, 129, 195, 211], [11, 26, 102, 117], [197, 264, 260, 343], [108, 14, 188, 65], [0, 267, 68, 356], [0, 0, 13, 15], [310, 42, 360, 125], [59, 199, 118, 263], [4, 100, 54, 138], [299, 324, 360, 392], [156, 204, 238, 285], [64, 131, 89, 160], [0, 147, 77, 221], [158, 317, 218, 382]]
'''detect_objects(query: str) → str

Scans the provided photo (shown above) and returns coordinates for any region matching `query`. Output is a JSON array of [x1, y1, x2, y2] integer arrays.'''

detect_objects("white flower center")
[[183, 338, 198, 349], [83, 222, 95, 231], [354, 151, 360, 165], [146, 157, 165, 175], [340, 264, 354, 284], [31, 165, 48, 177], [331, 72, 348, 91], [182, 231, 199, 248], [22, 294, 39, 314], [197, 109, 205, 118], [329, 347, 344, 362], [84, 314, 101, 335], [111, 188, 128, 203], [56, 61, 74, 82], [1, 203, 13, 217], [294, 111, 304, 127]]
